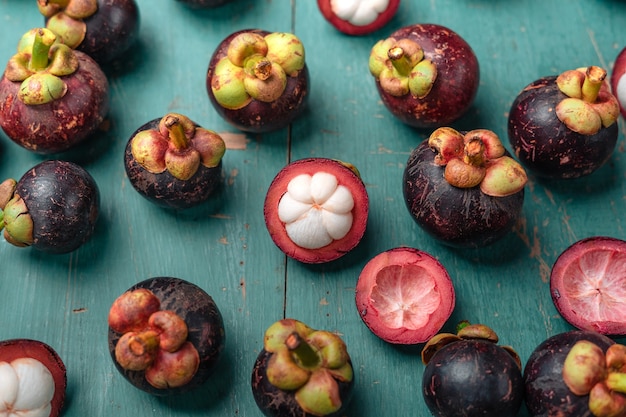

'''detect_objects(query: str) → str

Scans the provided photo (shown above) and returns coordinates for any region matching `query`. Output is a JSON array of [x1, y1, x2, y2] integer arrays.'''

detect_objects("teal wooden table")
[[2, 1, 626, 416]]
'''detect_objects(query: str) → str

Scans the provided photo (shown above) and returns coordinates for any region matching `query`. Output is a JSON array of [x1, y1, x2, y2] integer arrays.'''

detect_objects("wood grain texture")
[[1, 0, 626, 416]]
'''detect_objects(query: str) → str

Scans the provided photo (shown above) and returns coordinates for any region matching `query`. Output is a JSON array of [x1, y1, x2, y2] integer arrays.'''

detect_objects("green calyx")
[[563, 341, 626, 417], [428, 127, 527, 197], [130, 113, 226, 181], [369, 37, 437, 98], [555, 66, 620, 135], [38, 0, 98, 49], [263, 319, 353, 416], [211, 32, 305, 109], [0, 180, 34, 248], [5, 28, 79, 105]]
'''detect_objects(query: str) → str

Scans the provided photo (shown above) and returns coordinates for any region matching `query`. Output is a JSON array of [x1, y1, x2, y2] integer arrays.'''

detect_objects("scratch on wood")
[[319, 297, 329, 306], [209, 213, 232, 219], [72, 307, 87, 313], [220, 132, 249, 150], [228, 168, 238, 186], [219, 236, 229, 245], [586, 28, 608, 70], [240, 277, 246, 302], [515, 217, 551, 282]]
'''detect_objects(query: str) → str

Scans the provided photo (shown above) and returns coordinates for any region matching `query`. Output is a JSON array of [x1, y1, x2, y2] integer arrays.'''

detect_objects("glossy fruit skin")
[[251, 351, 354, 417], [317, 0, 400, 36], [0, 339, 67, 417], [611, 47, 626, 118], [374, 24, 479, 129], [403, 139, 524, 248], [508, 75, 618, 179], [355, 247, 455, 344], [176, 0, 233, 7], [422, 338, 524, 417], [550, 236, 626, 335], [124, 118, 223, 210], [206, 29, 309, 133], [524, 330, 615, 417], [14, 160, 100, 254], [263, 158, 369, 264], [0, 51, 109, 154], [108, 277, 225, 396]]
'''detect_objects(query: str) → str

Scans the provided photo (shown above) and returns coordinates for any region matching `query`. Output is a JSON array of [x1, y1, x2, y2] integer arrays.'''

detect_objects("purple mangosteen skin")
[[251, 350, 354, 417], [0, 51, 109, 155], [508, 76, 619, 179], [524, 330, 615, 417], [124, 118, 223, 210], [16, 160, 100, 254], [108, 277, 225, 396], [376, 24, 480, 129], [206, 29, 310, 133], [403, 140, 524, 248], [422, 339, 524, 417]]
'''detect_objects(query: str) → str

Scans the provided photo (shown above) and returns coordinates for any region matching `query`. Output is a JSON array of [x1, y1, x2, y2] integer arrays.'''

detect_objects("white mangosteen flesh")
[[278, 172, 354, 250], [330, 0, 389, 26], [617, 74, 626, 115], [0, 358, 54, 417]]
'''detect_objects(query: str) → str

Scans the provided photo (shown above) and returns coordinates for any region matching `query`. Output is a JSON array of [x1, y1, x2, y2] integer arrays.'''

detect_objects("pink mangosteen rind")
[[263, 158, 369, 264], [610, 46, 626, 119], [317, 0, 400, 36], [355, 247, 455, 345], [550, 236, 626, 336]]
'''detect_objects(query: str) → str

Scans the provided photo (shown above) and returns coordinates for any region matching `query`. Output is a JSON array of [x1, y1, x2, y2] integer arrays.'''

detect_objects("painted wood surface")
[[1, 0, 626, 416]]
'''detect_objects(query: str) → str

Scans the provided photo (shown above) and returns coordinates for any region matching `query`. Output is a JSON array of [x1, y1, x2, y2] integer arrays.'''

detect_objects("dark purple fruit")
[[508, 66, 620, 179], [421, 323, 524, 417], [108, 277, 225, 396], [369, 23, 479, 129], [0, 338, 67, 417], [124, 113, 226, 209], [0, 28, 109, 154], [206, 29, 309, 133], [403, 127, 527, 248], [251, 319, 354, 417], [0, 160, 100, 254], [524, 330, 617, 417], [38, 0, 140, 64], [176, 0, 233, 7]]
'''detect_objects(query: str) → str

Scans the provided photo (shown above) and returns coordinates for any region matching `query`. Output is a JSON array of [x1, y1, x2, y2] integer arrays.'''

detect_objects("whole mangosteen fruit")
[[317, 0, 400, 36], [550, 236, 626, 336], [421, 322, 524, 417], [0, 339, 67, 417], [251, 318, 354, 417], [124, 113, 226, 209], [508, 66, 620, 179], [0, 160, 100, 254], [403, 127, 527, 248], [264, 157, 369, 264], [355, 246, 455, 344], [611, 47, 626, 119], [0, 28, 109, 154], [107, 276, 225, 396], [369, 23, 479, 129], [37, 0, 140, 64], [524, 330, 621, 417], [206, 29, 309, 133]]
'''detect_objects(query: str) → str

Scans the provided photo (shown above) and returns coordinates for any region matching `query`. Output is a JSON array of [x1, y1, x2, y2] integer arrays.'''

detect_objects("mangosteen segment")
[[554, 66, 620, 135], [330, 0, 391, 26], [211, 32, 305, 110]]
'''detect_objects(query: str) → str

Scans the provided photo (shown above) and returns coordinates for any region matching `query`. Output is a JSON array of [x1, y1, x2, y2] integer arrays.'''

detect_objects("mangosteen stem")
[[30, 28, 56, 71], [164, 115, 189, 150], [245, 55, 273, 81], [388, 46, 412, 76], [286, 332, 321, 369], [581, 66, 606, 103], [463, 139, 486, 166]]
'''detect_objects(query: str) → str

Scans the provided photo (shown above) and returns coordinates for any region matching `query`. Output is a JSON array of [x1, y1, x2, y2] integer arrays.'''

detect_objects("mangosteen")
[[0, 28, 109, 154], [0, 339, 67, 417], [107, 277, 225, 396], [263, 157, 369, 264], [206, 29, 309, 133], [611, 47, 626, 119], [355, 246, 455, 344], [317, 0, 400, 36], [550, 236, 626, 336], [524, 330, 620, 417], [251, 318, 354, 417], [421, 322, 524, 417], [124, 113, 226, 209], [368, 23, 479, 129], [403, 127, 527, 248], [176, 0, 233, 8], [508, 66, 620, 179], [37, 0, 140, 64], [0, 160, 100, 254]]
